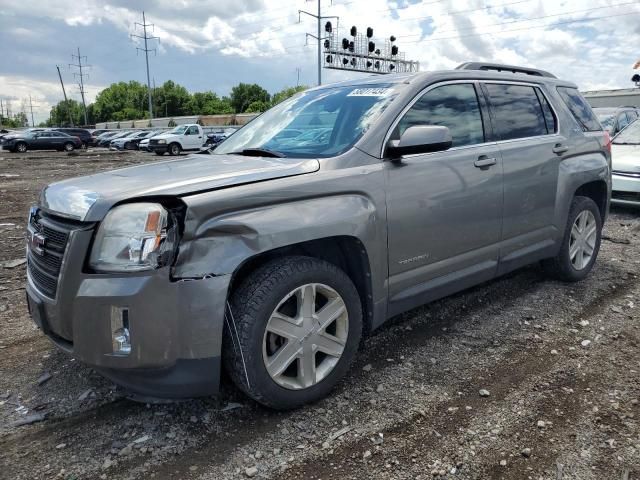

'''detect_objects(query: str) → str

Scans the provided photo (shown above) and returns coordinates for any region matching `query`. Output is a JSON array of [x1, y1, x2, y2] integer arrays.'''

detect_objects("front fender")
[[173, 194, 380, 278]]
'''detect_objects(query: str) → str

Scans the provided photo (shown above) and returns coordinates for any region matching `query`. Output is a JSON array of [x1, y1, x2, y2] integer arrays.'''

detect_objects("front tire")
[[223, 256, 363, 409], [168, 143, 181, 156], [542, 196, 602, 282], [15, 142, 27, 153]]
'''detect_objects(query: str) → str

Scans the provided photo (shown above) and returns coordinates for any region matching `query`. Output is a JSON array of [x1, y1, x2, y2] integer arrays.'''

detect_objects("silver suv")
[[26, 63, 611, 409]]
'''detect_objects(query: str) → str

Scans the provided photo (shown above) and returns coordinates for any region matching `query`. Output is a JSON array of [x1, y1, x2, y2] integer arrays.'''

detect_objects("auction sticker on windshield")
[[347, 87, 391, 96]]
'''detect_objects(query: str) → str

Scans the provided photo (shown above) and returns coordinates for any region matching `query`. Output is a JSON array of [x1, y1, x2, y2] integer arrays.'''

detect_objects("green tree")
[[187, 91, 234, 115], [271, 85, 307, 107], [48, 99, 85, 126], [92, 81, 147, 123], [230, 83, 270, 113], [245, 100, 270, 113], [153, 80, 192, 118], [0, 112, 28, 128]]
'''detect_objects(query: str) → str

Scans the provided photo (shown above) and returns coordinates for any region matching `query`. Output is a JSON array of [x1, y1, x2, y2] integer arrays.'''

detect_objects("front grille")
[[27, 210, 82, 298], [612, 191, 640, 203]]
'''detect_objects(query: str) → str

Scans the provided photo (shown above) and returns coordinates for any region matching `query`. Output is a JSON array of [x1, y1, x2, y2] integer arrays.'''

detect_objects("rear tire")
[[223, 256, 363, 410], [168, 143, 181, 156], [63, 142, 75, 152], [542, 195, 602, 282]]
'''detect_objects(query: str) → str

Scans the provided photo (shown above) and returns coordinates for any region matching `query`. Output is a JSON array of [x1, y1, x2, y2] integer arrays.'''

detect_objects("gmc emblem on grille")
[[29, 231, 46, 255]]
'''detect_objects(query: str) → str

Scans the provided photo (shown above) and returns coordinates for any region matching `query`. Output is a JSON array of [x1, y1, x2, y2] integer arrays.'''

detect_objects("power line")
[[131, 11, 159, 121], [70, 48, 90, 126]]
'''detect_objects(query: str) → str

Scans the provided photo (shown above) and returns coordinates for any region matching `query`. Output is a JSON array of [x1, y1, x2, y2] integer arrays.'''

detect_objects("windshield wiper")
[[231, 148, 286, 158], [612, 141, 639, 145]]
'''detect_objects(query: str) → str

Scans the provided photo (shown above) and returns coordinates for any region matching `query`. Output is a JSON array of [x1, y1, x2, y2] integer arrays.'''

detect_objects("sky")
[[1, 0, 639, 125]]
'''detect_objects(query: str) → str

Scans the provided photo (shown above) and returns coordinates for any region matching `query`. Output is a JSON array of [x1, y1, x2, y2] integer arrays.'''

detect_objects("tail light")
[[603, 131, 612, 154]]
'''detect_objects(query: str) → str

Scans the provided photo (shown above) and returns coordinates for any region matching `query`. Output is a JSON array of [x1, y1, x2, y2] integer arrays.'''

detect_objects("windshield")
[[612, 119, 640, 144], [168, 125, 188, 135], [215, 85, 400, 158]]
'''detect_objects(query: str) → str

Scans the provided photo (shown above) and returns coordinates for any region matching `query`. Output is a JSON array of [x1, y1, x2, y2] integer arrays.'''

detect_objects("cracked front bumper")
[[26, 227, 231, 397]]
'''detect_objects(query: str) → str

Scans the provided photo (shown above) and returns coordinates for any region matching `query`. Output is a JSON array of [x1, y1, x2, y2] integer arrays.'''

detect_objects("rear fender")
[[554, 152, 610, 239]]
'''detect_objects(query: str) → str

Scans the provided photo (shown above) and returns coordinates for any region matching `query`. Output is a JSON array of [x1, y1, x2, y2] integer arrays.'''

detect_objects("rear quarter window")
[[556, 87, 601, 132]]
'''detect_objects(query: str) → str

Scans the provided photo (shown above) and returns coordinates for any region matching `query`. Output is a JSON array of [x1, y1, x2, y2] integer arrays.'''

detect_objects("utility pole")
[[56, 66, 74, 126], [296, 67, 301, 87], [299, 0, 338, 86], [131, 11, 159, 122], [70, 48, 90, 125], [28, 95, 40, 127]]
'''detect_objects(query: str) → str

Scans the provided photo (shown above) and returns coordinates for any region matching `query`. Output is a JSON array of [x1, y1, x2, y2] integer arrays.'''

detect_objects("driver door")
[[184, 126, 202, 149], [385, 82, 503, 315]]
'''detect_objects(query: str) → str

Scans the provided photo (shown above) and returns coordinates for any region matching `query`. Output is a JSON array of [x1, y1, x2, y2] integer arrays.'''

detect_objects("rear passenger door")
[[481, 82, 563, 272]]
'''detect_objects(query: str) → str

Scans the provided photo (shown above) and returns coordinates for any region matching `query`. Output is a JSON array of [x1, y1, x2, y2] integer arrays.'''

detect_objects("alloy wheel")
[[262, 283, 349, 390], [569, 210, 597, 270]]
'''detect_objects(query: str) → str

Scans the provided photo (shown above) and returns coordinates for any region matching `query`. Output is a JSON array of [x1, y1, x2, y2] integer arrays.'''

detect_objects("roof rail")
[[456, 62, 557, 79]]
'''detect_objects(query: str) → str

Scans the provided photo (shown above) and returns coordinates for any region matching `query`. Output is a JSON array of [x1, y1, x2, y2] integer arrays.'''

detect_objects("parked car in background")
[[94, 131, 118, 146], [113, 130, 164, 150], [203, 129, 236, 148], [90, 129, 113, 137], [610, 118, 640, 206], [53, 128, 92, 148], [26, 62, 611, 409], [97, 130, 136, 147], [90, 130, 115, 146], [109, 130, 151, 151], [1, 130, 82, 152], [148, 124, 204, 155], [594, 107, 639, 136]]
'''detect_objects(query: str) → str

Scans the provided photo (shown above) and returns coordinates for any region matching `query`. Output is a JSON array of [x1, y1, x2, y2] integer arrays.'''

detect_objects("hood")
[[152, 132, 182, 140], [611, 144, 640, 173], [40, 154, 320, 221]]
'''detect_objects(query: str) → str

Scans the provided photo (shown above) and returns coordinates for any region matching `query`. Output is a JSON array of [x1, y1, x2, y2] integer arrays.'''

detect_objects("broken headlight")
[[89, 203, 177, 272]]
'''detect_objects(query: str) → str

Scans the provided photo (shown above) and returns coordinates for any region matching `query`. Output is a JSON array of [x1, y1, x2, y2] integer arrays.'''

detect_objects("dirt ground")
[[0, 148, 639, 480]]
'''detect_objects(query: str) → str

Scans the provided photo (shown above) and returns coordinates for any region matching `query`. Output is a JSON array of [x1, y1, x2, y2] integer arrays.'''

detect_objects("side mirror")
[[386, 125, 452, 158]]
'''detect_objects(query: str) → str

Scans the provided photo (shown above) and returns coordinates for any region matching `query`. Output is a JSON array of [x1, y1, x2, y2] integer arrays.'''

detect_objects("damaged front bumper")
[[26, 227, 231, 398]]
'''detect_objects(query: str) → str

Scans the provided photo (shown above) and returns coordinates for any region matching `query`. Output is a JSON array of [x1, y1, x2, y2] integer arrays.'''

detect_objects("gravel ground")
[[0, 149, 639, 480]]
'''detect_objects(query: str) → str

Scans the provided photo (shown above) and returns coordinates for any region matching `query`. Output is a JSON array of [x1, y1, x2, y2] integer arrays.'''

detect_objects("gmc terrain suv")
[[26, 63, 611, 409]]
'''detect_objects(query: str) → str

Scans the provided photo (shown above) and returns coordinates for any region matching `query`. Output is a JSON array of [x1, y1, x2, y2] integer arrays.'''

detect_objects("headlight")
[[157, 139, 166, 144], [89, 203, 177, 272]]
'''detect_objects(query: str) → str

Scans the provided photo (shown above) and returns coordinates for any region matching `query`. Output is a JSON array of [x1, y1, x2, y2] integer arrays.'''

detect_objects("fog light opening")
[[111, 306, 131, 355]]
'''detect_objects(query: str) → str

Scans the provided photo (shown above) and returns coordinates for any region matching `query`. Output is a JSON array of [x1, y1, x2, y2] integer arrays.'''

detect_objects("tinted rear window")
[[556, 87, 601, 132], [484, 84, 549, 140]]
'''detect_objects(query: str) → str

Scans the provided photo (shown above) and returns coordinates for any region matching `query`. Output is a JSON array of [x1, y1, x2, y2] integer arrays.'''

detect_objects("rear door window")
[[556, 87, 601, 132], [395, 83, 485, 148], [484, 83, 549, 140]]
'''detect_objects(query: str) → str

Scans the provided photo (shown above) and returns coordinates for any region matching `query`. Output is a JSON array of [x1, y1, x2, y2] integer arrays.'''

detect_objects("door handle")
[[474, 156, 497, 169], [552, 144, 569, 155]]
